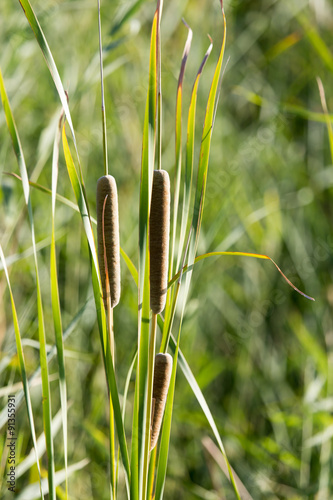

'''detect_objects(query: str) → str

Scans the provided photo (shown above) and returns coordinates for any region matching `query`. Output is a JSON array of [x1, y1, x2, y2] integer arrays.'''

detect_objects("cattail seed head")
[[149, 170, 170, 314], [150, 352, 173, 451], [96, 175, 121, 308]]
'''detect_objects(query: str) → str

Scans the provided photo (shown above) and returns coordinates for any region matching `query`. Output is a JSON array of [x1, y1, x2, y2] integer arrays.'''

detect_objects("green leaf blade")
[[0, 65, 55, 500]]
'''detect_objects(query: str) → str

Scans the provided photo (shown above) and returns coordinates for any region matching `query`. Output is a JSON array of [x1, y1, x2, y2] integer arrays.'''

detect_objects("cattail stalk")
[[150, 353, 173, 451], [96, 175, 121, 309], [149, 169, 170, 314], [97, 175, 120, 500]]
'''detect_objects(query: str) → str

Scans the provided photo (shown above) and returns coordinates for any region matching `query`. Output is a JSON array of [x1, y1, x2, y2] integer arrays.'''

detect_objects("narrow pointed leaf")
[[170, 21, 193, 278], [317, 77, 333, 162], [169, 251, 315, 301], [0, 66, 55, 499], [50, 110, 68, 499], [132, 2, 160, 499], [0, 246, 44, 499], [18, 0, 77, 148], [176, 36, 213, 273], [0, 299, 88, 430]]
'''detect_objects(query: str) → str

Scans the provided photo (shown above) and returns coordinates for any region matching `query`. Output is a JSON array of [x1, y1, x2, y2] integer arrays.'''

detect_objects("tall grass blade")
[[297, 12, 333, 73], [133, 1, 160, 498], [0, 245, 44, 499], [169, 21, 192, 279], [130, 369, 140, 500], [190, 3, 226, 254], [62, 128, 100, 276], [202, 437, 254, 499], [289, 314, 327, 377], [108, 354, 132, 500], [162, 7, 241, 492], [111, 0, 147, 36], [176, 37, 213, 273], [316, 76, 333, 500], [168, 330, 241, 500], [179, 3, 227, 354], [18, 0, 77, 149], [97, 0, 108, 176], [50, 110, 68, 499], [16, 405, 67, 480], [0, 67, 55, 499], [317, 77, 333, 162], [157, 24, 214, 393], [120, 248, 139, 287], [162, 21, 193, 358], [16, 459, 90, 500], [0, 299, 88, 430]]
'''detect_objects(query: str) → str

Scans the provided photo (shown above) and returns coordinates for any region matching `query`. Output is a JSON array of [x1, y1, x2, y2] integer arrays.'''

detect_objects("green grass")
[[1, 0, 333, 499]]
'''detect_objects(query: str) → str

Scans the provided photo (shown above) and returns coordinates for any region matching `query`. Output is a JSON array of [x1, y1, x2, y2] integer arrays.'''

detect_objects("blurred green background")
[[0, 0, 332, 498]]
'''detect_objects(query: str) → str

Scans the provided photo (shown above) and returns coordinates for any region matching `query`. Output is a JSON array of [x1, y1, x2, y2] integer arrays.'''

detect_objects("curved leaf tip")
[[169, 251, 315, 302]]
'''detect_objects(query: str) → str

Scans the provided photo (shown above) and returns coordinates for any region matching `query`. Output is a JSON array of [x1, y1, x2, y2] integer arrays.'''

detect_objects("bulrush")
[[150, 353, 173, 451], [149, 169, 170, 314], [96, 175, 121, 308]]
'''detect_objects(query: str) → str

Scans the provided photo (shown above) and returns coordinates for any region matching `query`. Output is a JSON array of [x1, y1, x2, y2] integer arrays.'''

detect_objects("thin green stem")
[[157, 18, 162, 171], [97, 0, 108, 176], [157, 91, 162, 171], [107, 306, 116, 499], [108, 302, 115, 363], [109, 394, 116, 499], [102, 191, 116, 498]]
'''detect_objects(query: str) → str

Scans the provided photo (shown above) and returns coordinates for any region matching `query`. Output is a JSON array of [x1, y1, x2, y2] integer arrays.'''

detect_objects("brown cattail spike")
[[150, 353, 173, 451], [149, 170, 170, 314], [96, 175, 121, 308]]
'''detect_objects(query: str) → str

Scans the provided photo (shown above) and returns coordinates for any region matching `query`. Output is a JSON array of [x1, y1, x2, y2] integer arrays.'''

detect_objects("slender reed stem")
[[107, 305, 116, 499], [102, 195, 116, 498], [108, 303, 115, 363], [109, 394, 116, 499], [157, 91, 162, 171], [107, 304, 116, 497], [157, 22, 162, 171], [97, 0, 108, 176]]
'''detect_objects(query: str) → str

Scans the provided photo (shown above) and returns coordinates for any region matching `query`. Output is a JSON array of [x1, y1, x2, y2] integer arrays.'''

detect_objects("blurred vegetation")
[[1, 0, 333, 498]]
